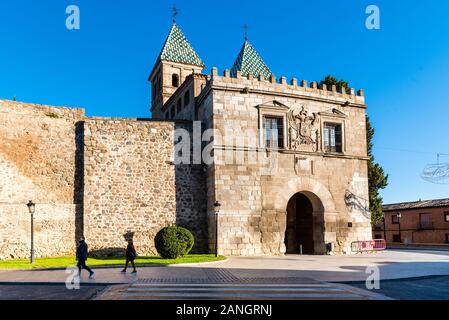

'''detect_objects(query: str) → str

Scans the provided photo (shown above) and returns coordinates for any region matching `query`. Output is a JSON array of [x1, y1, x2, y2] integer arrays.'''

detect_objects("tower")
[[149, 22, 205, 118], [230, 38, 272, 79]]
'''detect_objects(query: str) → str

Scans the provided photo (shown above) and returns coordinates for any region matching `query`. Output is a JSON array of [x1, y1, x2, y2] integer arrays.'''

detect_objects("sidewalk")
[[0, 249, 448, 284]]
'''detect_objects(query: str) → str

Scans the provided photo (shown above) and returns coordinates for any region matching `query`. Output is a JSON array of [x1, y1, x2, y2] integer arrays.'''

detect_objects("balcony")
[[418, 221, 434, 230]]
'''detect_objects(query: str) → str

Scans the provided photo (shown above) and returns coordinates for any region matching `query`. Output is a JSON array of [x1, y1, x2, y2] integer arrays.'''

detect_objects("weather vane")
[[170, 4, 179, 23], [242, 24, 249, 40]]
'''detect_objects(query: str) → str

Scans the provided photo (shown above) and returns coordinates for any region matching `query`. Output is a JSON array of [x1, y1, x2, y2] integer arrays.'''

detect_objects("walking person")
[[121, 240, 137, 273], [76, 237, 95, 279]]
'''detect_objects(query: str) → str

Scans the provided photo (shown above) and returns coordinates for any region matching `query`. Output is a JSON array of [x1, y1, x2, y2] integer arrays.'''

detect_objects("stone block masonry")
[[0, 99, 84, 259], [0, 100, 208, 259], [83, 119, 208, 256]]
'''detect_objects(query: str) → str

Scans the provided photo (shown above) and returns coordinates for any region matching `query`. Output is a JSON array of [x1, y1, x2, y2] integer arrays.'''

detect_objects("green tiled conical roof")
[[157, 22, 205, 68], [230, 39, 272, 79]]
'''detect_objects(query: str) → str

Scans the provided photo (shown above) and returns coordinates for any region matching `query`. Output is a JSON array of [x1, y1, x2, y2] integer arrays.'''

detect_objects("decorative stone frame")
[[319, 108, 348, 154], [256, 101, 289, 150]]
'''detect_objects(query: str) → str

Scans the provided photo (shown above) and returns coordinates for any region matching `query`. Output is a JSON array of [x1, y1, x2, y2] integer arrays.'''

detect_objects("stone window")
[[177, 99, 182, 114], [172, 74, 179, 87], [263, 116, 284, 149], [323, 122, 342, 153], [444, 212, 449, 222], [184, 90, 190, 107]]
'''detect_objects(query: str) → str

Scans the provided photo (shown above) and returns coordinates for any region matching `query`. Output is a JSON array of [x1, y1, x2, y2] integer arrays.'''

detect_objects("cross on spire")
[[170, 4, 179, 23], [241, 24, 249, 40]]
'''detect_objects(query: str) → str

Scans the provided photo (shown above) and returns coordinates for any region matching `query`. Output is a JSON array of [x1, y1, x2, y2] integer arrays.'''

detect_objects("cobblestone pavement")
[[97, 268, 389, 300], [0, 284, 107, 300]]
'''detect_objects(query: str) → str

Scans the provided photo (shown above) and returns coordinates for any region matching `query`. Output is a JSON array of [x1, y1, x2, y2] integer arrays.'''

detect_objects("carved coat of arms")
[[288, 106, 320, 152]]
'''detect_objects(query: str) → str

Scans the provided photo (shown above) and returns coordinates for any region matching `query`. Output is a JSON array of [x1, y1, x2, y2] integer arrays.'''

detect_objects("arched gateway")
[[269, 177, 336, 255], [285, 192, 325, 254]]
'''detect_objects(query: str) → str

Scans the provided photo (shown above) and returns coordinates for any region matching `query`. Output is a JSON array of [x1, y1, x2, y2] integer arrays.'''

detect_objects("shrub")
[[154, 225, 195, 259]]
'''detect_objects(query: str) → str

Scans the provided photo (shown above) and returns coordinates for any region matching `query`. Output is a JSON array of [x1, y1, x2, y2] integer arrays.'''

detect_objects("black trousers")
[[77, 259, 93, 275], [124, 259, 136, 271]]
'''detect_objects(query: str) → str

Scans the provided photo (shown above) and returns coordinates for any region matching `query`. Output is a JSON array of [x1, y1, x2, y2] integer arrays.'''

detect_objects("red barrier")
[[351, 239, 386, 252]]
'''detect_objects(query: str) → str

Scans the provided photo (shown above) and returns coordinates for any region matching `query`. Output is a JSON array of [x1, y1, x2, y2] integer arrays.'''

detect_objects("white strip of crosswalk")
[[123, 283, 366, 300]]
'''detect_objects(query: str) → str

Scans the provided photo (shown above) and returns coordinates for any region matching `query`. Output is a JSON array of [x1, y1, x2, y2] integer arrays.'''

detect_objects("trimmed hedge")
[[154, 225, 195, 259]]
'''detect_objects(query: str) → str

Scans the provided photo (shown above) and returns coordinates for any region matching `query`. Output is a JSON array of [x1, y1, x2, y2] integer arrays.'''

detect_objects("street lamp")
[[213, 201, 221, 257], [397, 212, 402, 243], [27, 200, 36, 264]]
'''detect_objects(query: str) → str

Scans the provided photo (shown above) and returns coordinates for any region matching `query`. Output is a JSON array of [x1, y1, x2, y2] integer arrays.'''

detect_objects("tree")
[[366, 114, 388, 224], [320, 75, 388, 225], [319, 75, 350, 94]]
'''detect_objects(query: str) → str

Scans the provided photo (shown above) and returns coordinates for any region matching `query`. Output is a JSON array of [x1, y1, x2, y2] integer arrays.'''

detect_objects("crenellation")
[[207, 74, 366, 105], [280, 76, 287, 85]]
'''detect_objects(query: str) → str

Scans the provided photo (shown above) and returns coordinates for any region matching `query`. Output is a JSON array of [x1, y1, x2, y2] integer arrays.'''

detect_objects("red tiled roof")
[[383, 198, 449, 212]]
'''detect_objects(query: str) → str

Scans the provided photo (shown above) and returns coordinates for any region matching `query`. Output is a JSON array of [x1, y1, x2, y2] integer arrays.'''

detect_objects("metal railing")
[[351, 239, 386, 252]]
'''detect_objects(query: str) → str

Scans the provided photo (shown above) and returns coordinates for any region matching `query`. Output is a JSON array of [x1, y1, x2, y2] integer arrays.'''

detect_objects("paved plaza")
[[0, 249, 449, 300]]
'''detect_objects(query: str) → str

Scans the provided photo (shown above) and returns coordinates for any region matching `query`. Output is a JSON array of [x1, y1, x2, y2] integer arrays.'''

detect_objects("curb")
[[0, 257, 228, 272], [167, 257, 229, 267]]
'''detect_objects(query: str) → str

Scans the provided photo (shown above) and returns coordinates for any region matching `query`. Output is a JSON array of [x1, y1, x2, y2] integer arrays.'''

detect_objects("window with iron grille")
[[392, 214, 399, 224], [446, 234, 449, 243], [263, 116, 284, 149], [393, 234, 401, 242], [323, 122, 342, 153]]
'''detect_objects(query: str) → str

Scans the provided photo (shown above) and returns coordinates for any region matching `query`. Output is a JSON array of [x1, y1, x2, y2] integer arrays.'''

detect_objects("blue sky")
[[1, 0, 448, 203]]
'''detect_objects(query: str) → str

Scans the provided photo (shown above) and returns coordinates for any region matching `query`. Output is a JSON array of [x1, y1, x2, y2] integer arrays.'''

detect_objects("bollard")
[[300, 244, 303, 255]]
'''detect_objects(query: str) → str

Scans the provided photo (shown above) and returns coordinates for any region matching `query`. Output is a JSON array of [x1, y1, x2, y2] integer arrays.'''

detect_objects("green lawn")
[[0, 254, 226, 270]]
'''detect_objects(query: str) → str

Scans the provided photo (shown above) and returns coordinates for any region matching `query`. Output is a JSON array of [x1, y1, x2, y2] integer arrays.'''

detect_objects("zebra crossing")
[[123, 278, 374, 300]]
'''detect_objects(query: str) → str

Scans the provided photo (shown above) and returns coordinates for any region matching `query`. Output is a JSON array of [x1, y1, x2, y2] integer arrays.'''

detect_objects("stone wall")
[[0, 204, 81, 260], [83, 118, 207, 256], [0, 100, 208, 260], [0, 99, 84, 259]]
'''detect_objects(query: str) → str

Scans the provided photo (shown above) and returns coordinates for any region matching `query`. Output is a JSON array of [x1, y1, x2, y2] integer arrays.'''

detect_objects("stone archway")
[[261, 177, 337, 255], [285, 192, 324, 255]]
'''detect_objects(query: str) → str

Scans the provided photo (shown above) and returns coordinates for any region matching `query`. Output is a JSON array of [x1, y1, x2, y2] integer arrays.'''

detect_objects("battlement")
[[207, 67, 366, 106]]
